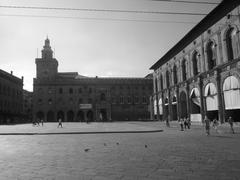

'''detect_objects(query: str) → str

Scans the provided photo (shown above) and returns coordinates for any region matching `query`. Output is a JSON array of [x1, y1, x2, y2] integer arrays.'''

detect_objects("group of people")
[[32, 118, 63, 128], [204, 116, 235, 136], [179, 117, 191, 131], [32, 119, 44, 126]]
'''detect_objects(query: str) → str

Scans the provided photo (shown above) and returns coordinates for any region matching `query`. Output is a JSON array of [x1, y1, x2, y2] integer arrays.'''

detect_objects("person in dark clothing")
[[228, 116, 234, 134]]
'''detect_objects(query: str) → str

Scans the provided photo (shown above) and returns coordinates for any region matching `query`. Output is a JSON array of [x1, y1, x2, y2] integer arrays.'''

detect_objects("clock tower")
[[35, 37, 58, 79]]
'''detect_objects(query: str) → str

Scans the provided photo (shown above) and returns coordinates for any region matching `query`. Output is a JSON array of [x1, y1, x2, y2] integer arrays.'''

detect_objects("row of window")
[[38, 85, 152, 95], [37, 96, 148, 105], [0, 83, 22, 98], [155, 25, 240, 92]]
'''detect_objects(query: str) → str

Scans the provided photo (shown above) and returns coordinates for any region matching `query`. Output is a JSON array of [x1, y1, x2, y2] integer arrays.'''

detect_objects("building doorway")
[[47, 111, 54, 122], [87, 110, 94, 122], [67, 110, 74, 122], [77, 111, 84, 122], [190, 88, 201, 122]]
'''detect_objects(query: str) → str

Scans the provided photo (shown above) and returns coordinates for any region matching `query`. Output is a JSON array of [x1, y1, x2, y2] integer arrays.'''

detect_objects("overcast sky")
[[0, 0, 220, 91]]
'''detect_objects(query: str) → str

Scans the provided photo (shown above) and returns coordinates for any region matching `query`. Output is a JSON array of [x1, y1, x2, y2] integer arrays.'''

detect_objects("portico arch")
[[223, 75, 240, 121]]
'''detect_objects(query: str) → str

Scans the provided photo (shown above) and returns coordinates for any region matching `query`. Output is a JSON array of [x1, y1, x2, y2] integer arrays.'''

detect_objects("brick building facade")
[[150, 0, 240, 123], [0, 69, 23, 124], [33, 38, 152, 122]]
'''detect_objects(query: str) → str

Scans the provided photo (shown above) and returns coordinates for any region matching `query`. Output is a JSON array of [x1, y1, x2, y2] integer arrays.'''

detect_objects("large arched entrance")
[[164, 98, 169, 119], [204, 83, 218, 120], [57, 111, 65, 122], [77, 111, 84, 122], [154, 99, 157, 119], [158, 98, 163, 120], [190, 88, 201, 122], [172, 95, 177, 120], [87, 110, 94, 122], [36, 111, 44, 121], [179, 91, 187, 118], [223, 76, 240, 121], [67, 110, 74, 122], [47, 111, 55, 122]]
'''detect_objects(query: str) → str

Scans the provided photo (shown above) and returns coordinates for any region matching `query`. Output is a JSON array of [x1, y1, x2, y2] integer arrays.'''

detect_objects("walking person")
[[184, 117, 188, 129], [41, 119, 44, 126], [212, 118, 219, 133], [179, 118, 184, 131], [166, 115, 170, 127], [227, 116, 234, 134], [204, 115, 210, 136], [57, 118, 63, 128], [187, 117, 191, 129]]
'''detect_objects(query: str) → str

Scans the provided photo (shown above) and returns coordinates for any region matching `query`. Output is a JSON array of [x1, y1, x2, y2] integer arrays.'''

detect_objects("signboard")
[[79, 104, 92, 109]]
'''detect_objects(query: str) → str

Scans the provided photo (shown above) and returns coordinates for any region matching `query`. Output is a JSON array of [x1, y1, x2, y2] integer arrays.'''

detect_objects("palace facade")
[[0, 70, 23, 124], [150, 0, 240, 123], [33, 38, 152, 122]]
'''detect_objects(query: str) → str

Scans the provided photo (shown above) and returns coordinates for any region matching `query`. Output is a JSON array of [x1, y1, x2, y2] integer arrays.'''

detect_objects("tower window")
[[69, 88, 73, 94], [59, 88, 63, 94]]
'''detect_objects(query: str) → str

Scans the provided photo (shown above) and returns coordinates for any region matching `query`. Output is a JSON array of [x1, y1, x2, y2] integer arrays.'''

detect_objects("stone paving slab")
[[0, 121, 239, 179]]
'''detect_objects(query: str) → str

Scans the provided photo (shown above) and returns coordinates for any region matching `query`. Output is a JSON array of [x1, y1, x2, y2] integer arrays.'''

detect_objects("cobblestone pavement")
[[0, 121, 239, 180]]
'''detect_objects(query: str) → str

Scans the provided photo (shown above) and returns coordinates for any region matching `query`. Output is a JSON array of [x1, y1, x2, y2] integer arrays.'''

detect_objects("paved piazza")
[[0, 121, 239, 180]]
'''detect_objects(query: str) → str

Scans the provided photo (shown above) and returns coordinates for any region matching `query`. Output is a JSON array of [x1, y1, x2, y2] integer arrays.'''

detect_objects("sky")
[[0, 0, 220, 91]]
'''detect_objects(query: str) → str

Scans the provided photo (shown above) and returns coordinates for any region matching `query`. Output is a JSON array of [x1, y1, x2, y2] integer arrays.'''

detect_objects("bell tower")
[[35, 37, 58, 79]]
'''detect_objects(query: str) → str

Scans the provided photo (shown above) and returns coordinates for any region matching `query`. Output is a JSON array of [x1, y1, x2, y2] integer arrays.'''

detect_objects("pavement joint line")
[[0, 129, 163, 135]]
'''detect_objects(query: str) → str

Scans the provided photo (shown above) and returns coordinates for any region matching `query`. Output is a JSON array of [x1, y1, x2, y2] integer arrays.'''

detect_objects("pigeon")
[[84, 148, 90, 152], [116, 142, 119, 145], [145, 145, 148, 148], [104, 143, 107, 146]]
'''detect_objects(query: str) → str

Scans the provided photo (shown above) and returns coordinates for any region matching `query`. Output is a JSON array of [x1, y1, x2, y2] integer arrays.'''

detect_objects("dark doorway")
[[77, 111, 84, 122], [87, 110, 94, 122], [47, 111, 54, 122]]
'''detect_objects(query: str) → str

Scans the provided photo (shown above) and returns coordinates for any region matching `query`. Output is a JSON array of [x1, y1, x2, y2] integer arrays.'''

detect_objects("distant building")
[[33, 38, 153, 122], [23, 90, 33, 122], [0, 69, 23, 124], [150, 0, 240, 123]]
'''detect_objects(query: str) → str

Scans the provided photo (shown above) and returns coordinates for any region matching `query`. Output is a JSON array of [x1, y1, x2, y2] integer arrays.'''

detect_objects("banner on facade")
[[79, 104, 92, 109]]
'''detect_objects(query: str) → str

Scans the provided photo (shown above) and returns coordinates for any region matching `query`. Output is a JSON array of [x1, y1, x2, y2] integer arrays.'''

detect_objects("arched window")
[[154, 78, 158, 93], [192, 51, 199, 76], [166, 70, 170, 88], [173, 65, 178, 84], [59, 88, 63, 94], [69, 88, 73, 94], [38, 99, 42, 105], [206, 41, 217, 70], [226, 27, 239, 61], [182, 59, 187, 81], [160, 75, 163, 90], [48, 98, 52, 105], [120, 96, 124, 104], [100, 93, 106, 101], [142, 96, 147, 104]]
